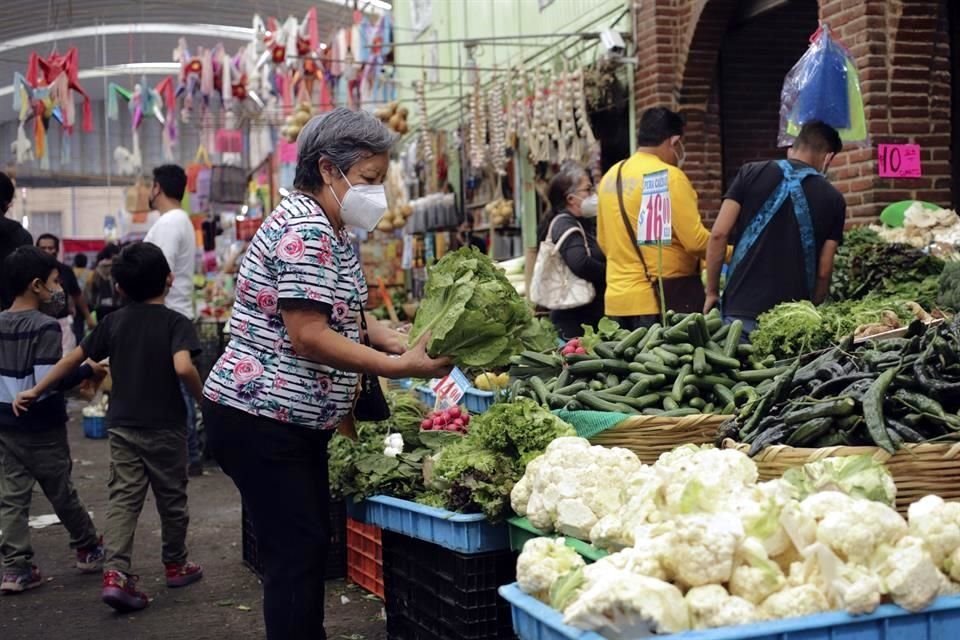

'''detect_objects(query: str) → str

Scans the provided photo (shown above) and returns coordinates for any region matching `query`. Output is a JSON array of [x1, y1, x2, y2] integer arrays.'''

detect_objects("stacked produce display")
[[328, 224, 960, 640]]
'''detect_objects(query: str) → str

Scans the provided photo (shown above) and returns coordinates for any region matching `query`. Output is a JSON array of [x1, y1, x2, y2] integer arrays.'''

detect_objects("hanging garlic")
[[513, 67, 531, 155], [468, 75, 487, 170], [503, 75, 516, 149], [415, 78, 434, 162], [487, 77, 508, 176], [546, 71, 564, 164], [528, 70, 548, 163], [573, 67, 597, 158]]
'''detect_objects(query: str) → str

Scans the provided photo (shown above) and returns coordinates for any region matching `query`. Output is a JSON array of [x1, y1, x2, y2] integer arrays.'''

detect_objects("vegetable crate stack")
[[346, 518, 384, 599], [241, 500, 346, 581], [382, 531, 516, 640]]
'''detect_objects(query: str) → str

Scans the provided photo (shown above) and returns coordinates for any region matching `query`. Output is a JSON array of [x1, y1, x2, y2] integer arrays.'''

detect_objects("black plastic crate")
[[194, 320, 228, 382], [383, 531, 515, 640], [242, 499, 347, 580]]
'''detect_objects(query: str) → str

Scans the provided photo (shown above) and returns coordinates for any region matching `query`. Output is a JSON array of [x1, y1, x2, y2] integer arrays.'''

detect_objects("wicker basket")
[[588, 414, 731, 465], [722, 439, 960, 515]]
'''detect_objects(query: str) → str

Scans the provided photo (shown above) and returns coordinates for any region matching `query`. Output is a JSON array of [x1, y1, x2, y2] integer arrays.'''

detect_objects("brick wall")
[[719, 1, 819, 189], [631, 0, 955, 225]]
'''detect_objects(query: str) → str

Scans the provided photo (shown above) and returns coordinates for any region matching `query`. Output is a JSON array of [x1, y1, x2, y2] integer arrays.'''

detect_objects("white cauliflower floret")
[[816, 499, 908, 564], [908, 495, 960, 577], [664, 513, 743, 588], [656, 447, 759, 515], [736, 480, 795, 557], [516, 537, 585, 602], [556, 498, 598, 540], [761, 584, 829, 620], [729, 537, 786, 605], [807, 542, 882, 615], [874, 535, 942, 612], [685, 584, 763, 630], [518, 438, 646, 537], [594, 523, 676, 582], [564, 571, 690, 637], [589, 467, 664, 550]]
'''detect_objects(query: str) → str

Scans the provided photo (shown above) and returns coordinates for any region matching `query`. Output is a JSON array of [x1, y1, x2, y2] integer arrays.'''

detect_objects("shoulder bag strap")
[[551, 214, 591, 257], [615, 161, 653, 283]]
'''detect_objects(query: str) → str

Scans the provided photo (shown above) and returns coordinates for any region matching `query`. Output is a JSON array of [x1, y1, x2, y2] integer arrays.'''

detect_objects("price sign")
[[636, 170, 672, 246], [431, 367, 470, 410], [877, 144, 922, 178]]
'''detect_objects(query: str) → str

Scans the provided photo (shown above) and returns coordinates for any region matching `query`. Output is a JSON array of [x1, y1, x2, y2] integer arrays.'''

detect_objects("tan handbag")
[[529, 215, 596, 310]]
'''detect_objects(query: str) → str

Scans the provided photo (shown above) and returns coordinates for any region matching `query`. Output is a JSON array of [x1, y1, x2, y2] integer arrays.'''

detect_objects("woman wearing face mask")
[[200, 108, 451, 640], [537, 162, 607, 339]]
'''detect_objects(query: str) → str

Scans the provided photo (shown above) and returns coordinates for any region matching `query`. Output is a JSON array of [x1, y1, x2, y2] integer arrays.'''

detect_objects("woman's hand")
[[366, 317, 408, 355], [393, 332, 453, 379]]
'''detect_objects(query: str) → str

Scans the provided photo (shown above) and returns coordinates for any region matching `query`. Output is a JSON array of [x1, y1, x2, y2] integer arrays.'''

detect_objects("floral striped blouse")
[[203, 192, 368, 429]]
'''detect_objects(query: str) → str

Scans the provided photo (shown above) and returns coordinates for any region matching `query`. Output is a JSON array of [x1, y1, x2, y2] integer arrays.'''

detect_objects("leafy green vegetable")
[[426, 398, 575, 521], [830, 228, 944, 303], [328, 391, 431, 501], [782, 455, 897, 506], [580, 317, 621, 354], [750, 289, 937, 361], [408, 247, 532, 368], [938, 262, 960, 311], [521, 316, 560, 353]]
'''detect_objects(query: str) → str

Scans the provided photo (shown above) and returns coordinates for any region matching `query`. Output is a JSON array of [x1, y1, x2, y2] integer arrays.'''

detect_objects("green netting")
[[552, 409, 631, 439]]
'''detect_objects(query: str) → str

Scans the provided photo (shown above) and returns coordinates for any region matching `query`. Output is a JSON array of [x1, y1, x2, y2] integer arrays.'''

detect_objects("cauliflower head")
[[656, 447, 759, 516], [908, 495, 960, 575], [729, 537, 787, 605], [563, 571, 690, 637], [685, 584, 764, 630], [874, 535, 942, 613], [761, 584, 829, 620], [664, 513, 744, 588], [516, 537, 586, 602], [816, 498, 908, 564]]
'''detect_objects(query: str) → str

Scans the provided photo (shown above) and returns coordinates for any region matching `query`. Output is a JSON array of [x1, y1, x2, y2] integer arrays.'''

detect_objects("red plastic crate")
[[347, 517, 384, 599]]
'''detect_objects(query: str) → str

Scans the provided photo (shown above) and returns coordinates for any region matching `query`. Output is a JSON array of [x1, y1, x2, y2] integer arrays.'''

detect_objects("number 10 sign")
[[637, 170, 672, 245]]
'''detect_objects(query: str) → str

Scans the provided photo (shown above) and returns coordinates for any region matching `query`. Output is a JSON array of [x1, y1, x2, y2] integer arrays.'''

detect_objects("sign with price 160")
[[636, 170, 672, 246]]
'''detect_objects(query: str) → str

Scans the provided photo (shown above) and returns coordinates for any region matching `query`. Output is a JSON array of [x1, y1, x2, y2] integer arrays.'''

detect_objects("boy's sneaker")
[[76, 537, 104, 573], [165, 561, 203, 588], [101, 570, 149, 612], [1, 565, 43, 594]]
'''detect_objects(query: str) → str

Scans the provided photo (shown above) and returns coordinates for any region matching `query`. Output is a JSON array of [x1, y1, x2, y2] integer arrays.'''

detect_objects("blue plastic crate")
[[82, 416, 107, 439], [414, 385, 496, 414], [364, 495, 509, 553], [499, 583, 960, 640]]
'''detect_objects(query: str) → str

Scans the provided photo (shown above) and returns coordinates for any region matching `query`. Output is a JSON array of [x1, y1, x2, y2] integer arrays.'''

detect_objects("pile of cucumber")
[[507, 310, 784, 417]]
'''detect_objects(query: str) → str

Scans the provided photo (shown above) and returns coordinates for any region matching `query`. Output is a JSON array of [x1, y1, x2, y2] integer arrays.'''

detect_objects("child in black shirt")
[[16, 242, 204, 612]]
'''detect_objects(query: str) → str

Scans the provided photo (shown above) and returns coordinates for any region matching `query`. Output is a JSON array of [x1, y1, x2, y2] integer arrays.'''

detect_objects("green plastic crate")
[[507, 516, 607, 562]]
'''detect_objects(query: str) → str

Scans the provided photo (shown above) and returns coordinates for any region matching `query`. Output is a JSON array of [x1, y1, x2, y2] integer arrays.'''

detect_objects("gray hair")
[[548, 161, 589, 212], [294, 107, 397, 190]]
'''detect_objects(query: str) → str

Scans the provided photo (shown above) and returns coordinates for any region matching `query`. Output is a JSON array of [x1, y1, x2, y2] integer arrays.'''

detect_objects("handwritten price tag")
[[431, 367, 470, 410], [877, 144, 922, 178], [636, 170, 672, 245]]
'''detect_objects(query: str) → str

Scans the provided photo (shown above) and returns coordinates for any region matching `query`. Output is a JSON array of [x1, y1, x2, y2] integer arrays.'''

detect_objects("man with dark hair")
[[16, 242, 204, 612], [0, 171, 32, 309], [0, 246, 104, 594], [597, 107, 713, 328], [143, 165, 202, 475], [704, 121, 847, 333], [36, 233, 95, 352]]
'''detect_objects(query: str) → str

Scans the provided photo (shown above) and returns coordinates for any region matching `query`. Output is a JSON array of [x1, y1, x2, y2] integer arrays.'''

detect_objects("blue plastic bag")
[[779, 24, 866, 147]]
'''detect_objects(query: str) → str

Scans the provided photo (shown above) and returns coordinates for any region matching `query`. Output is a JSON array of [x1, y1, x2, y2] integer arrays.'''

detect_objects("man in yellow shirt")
[[597, 108, 712, 328]]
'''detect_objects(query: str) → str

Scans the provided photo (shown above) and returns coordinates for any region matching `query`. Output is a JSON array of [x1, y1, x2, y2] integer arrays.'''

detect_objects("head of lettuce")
[[408, 247, 532, 369]]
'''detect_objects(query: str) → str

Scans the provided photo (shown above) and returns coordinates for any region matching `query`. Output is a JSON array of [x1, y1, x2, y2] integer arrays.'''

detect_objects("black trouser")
[[202, 400, 332, 640]]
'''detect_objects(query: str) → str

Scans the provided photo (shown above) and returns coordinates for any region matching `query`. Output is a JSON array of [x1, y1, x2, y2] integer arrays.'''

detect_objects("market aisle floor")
[[0, 402, 387, 640]]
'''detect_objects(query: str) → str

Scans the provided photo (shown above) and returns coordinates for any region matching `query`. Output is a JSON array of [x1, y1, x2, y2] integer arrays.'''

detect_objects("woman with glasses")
[[536, 161, 607, 339]]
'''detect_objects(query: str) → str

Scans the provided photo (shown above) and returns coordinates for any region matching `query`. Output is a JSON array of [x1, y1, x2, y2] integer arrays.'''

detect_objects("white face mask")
[[330, 169, 389, 231], [579, 194, 599, 217]]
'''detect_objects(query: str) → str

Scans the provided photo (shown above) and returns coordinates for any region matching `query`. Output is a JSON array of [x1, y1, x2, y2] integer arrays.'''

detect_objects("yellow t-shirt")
[[597, 152, 711, 317]]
